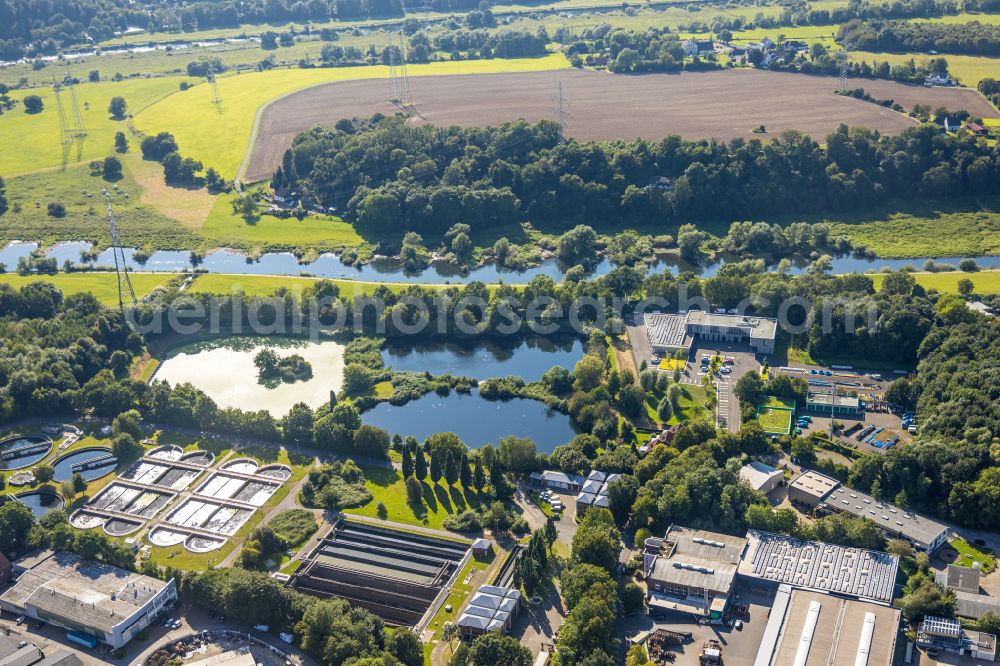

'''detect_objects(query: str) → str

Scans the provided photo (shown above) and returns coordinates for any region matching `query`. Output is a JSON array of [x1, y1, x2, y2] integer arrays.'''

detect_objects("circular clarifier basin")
[[149, 528, 186, 547], [258, 464, 292, 481], [181, 450, 214, 466], [70, 511, 107, 529], [186, 535, 225, 553], [223, 459, 259, 474], [52, 446, 116, 481], [147, 445, 183, 460], [104, 518, 142, 536], [0, 435, 53, 469]]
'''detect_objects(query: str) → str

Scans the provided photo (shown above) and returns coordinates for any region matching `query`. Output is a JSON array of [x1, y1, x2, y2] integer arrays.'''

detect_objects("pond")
[[15, 241, 1000, 284], [381, 336, 584, 382], [362, 390, 579, 452], [52, 447, 117, 481], [154, 336, 344, 415], [13, 492, 64, 519]]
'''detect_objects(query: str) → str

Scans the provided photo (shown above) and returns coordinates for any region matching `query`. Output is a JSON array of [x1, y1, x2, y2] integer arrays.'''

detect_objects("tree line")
[[280, 116, 998, 238], [839, 17, 1000, 56]]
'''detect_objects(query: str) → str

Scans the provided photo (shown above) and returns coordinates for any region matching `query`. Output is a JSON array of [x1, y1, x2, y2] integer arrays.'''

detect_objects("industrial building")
[[739, 462, 784, 495], [575, 471, 621, 514], [0, 551, 176, 649], [937, 565, 1000, 620], [821, 485, 949, 553], [643, 525, 747, 621], [753, 584, 901, 666], [918, 616, 997, 661], [455, 585, 521, 639], [292, 518, 469, 627], [786, 470, 948, 553], [0, 635, 82, 666], [737, 530, 899, 604], [643, 312, 778, 356], [786, 470, 841, 508], [804, 393, 863, 417]]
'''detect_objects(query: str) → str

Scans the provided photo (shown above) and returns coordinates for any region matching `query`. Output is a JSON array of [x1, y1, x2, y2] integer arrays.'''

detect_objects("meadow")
[[0, 271, 177, 305], [850, 50, 1000, 87], [133, 53, 571, 179], [0, 160, 199, 248], [869, 269, 1000, 294], [185, 272, 441, 297], [0, 76, 191, 176]]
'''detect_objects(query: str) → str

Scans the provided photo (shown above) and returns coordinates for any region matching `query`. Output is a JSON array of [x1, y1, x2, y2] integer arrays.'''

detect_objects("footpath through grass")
[[134, 53, 570, 179]]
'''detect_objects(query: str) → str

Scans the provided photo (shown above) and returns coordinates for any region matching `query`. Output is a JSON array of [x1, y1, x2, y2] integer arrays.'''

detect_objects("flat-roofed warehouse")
[[0, 551, 176, 649], [643, 525, 747, 621], [821, 486, 949, 553], [753, 584, 900, 666], [737, 530, 899, 604], [643, 312, 778, 355], [292, 518, 469, 626], [786, 470, 841, 509]]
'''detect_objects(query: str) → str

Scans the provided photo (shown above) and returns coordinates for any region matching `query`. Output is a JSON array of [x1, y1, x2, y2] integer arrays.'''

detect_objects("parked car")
[[735, 620, 743, 630], [253, 624, 270, 632], [15, 616, 24, 626], [720, 367, 732, 375], [280, 633, 294, 644]]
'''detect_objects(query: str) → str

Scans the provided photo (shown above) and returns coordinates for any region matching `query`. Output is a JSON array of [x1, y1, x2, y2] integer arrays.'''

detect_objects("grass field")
[[0, 76, 191, 176], [906, 12, 1000, 25], [0, 159, 199, 248], [756, 396, 796, 434], [133, 54, 570, 179], [186, 273, 449, 297], [869, 269, 1000, 294], [0, 272, 176, 305], [851, 50, 1000, 86], [345, 464, 485, 530], [198, 192, 364, 251]]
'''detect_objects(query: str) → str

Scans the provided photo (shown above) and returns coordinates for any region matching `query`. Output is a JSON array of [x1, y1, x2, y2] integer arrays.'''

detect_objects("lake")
[[381, 336, 584, 382], [362, 390, 579, 451], [154, 336, 344, 415]]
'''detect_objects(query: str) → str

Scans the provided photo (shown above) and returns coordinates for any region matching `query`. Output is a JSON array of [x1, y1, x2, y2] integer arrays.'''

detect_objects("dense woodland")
[[278, 116, 998, 237], [839, 17, 1000, 56]]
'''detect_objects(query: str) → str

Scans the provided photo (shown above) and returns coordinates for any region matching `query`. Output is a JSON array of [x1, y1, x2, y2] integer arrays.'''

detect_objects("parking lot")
[[623, 589, 775, 666]]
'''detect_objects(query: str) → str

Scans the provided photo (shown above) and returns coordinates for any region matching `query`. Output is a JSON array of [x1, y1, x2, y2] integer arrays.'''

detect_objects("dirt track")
[[243, 68, 997, 182]]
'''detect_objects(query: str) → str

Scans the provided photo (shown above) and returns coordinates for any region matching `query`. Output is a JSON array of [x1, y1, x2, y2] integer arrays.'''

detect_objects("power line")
[[208, 73, 223, 111], [51, 79, 73, 168], [103, 189, 137, 318]]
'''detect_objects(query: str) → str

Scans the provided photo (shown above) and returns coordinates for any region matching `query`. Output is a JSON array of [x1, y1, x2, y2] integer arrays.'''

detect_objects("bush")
[[405, 475, 423, 504], [442, 509, 483, 532]]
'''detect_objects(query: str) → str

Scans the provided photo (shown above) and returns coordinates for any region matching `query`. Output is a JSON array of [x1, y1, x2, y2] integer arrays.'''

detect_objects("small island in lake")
[[254, 348, 313, 386]]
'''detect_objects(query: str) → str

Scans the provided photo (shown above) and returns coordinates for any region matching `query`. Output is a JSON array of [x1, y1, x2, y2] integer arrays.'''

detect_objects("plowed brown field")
[[243, 68, 997, 182]]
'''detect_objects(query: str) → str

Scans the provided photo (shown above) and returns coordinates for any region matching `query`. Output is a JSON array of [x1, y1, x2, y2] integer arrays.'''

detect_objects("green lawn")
[[756, 396, 796, 435], [344, 464, 486, 530], [0, 272, 177, 306], [869, 269, 1000, 294], [950, 536, 997, 574], [666, 383, 710, 425], [133, 53, 570, 179]]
